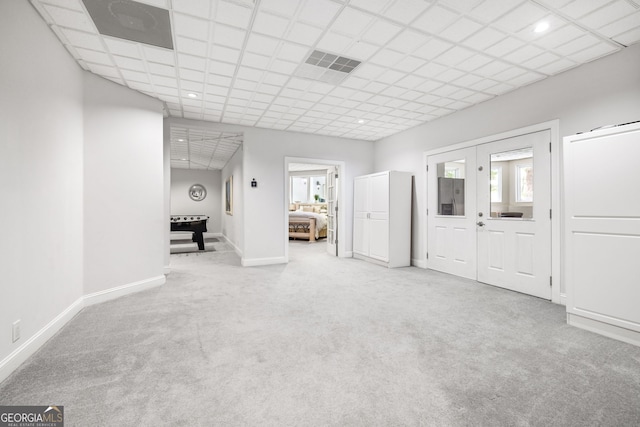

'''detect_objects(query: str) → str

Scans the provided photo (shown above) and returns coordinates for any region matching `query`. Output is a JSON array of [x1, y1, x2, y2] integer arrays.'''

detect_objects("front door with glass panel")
[[426, 147, 477, 280], [476, 131, 551, 299]]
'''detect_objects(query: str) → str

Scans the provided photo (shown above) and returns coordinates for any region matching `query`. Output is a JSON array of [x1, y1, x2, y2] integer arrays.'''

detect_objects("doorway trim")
[[284, 156, 347, 263], [422, 120, 561, 304]]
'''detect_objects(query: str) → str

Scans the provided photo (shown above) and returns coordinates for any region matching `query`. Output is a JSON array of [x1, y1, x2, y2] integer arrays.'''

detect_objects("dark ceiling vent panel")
[[296, 50, 362, 85], [82, 0, 174, 49]]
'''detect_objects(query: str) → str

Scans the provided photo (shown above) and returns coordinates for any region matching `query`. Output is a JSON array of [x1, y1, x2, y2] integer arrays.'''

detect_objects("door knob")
[[477, 221, 485, 227]]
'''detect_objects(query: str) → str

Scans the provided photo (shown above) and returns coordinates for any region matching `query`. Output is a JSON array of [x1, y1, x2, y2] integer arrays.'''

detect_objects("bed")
[[288, 204, 328, 242]]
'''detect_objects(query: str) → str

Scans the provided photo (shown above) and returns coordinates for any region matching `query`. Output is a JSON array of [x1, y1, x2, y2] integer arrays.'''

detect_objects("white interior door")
[[326, 166, 338, 256], [476, 131, 551, 299], [427, 147, 477, 280], [368, 172, 390, 262]]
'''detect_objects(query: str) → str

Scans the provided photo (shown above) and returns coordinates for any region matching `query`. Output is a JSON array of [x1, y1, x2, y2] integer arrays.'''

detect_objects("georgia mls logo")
[[0, 405, 64, 427]]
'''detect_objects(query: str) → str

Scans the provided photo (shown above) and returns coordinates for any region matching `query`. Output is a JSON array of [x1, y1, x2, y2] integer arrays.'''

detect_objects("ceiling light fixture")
[[534, 21, 550, 33], [177, 138, 185, 142], [357, 119, 365, 124], [187, 93, 198, 98]]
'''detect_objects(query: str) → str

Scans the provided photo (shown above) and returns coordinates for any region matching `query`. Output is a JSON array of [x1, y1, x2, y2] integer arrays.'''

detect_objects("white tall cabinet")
[[353, 171, 412, 268]]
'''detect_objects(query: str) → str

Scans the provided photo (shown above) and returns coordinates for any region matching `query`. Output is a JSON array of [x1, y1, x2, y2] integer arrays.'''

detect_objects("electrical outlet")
[[12, 320, 20, 343]]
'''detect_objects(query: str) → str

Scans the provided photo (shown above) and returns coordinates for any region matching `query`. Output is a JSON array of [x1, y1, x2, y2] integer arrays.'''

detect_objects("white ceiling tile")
[[507, 71, 545, 87], [535, 0, 573, 8], [210, 45, 241, 63], [180, 68, 205, 82], [344, 41, 380, 61], [392, 56, 426, 73], [142, 46, 175, 65], [212, 24, 247, 49], [242, 52, 271, 69], [43, 4, 95, 32], [436, 69, 465, 83], [103, 37, 141, 58], [411, 5, 459, 33], [455, 54, 493, 72], [414, 62, 447, 79], [439, 17, 484, 42], [493, 2, 548, 33], [369, 49, 405, 66], [215, 1, 253, 28], [568, 42, 618, 63], [474, 60, 511, 77], [237, 67, 264, 82], [452, 73, 484, 87], [87, 63, 120, 78], [555, 34, 601, 56], [461, 27, 507, 50], [484, 37, 526, 57], [286, 22, 324, 46], [173, 13, 210, 40], [350, 0, 390, 14], [613, 26, 640, 45], [260, 0, 303, 17], [176, 36, 208, 57], [120, 69, 150, 83], [151, 75, 178, 87], [491, 66, 526, 81], [270, 59, 298, 74], [253, 11, 290, 38], [361, 19, 403, 45], [434, 46, 475, 68], [277, 43, 309, 63], [536, 57, 576, 74], [560, 0, 613, 19], [331, 7, 375, 36], [60, 28, 103, 51], [534, 25, 586, 50], [484, 82, 514, 95], [580, 1, 637, 29], [503, 44, 545, 63], [386, 29, 430, 54], [245, 34, 280, 56], [521, 52, 562, 69], [599, 11, 640, 38], [112, 55, 146, 71], [413, 39, 454, 61], [39, 0, 85, 11], [206, 84, 229, 96], [384, 0, 430, 24], [298, 0, 342, 27], [376, 69, 405, 85], [468, 0, 521, 23], [317, 32, 355, 54], [351, 63, 386, 80], [172, 0, 211, 18], [178, 54, 207, 71]]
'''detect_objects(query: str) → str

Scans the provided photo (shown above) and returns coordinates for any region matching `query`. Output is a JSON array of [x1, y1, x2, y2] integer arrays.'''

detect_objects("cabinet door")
[[353, 177, 370, 255], [368, 217, 389, 261]]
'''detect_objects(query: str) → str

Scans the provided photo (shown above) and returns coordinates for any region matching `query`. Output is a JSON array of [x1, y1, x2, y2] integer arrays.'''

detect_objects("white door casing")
[[326, 166, 338, 256], [353, 175, 369, 257]]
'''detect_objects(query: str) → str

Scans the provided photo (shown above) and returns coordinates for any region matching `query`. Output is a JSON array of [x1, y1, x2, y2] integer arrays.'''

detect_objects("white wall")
[[171, 168, 222, 234], [0, 0, 84, 378], [83, 72, 165, 295], [374, 44, 640, 276], [242, 126, 374, 264], [222, 144, 244, 255]]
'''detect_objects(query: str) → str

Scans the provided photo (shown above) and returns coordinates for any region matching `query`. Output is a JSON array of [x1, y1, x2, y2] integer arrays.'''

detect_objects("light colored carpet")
[[1, 241, 639, 426]]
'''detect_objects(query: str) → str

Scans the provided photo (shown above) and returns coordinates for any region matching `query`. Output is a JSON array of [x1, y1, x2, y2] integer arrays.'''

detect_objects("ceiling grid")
[[28, 0, 640, 169]]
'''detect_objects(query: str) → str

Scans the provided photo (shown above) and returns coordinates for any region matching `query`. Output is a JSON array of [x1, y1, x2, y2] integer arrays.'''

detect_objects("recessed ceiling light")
[[177, 138, 185, 142], [357, 119, 365, 124], [534, 21, 550, 33], [187, 93, 198, 98]]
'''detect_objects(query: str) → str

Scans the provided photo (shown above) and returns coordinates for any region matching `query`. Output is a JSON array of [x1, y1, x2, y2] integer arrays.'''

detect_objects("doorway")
[[284, 157, 345, 262], [426, 130, 552, 300]]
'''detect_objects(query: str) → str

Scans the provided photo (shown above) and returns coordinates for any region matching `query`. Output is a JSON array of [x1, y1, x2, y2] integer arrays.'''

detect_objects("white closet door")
[[366, 173, 389, 261], [353, 176, 370, 256]]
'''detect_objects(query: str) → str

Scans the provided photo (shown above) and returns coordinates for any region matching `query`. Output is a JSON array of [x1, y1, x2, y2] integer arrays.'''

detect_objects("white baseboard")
[[559, 293, 567, 306], [241, 256, 287, 267], [221, 235, 243, 258], [342, 251, 353, 258], [0, 275, 165, 384], [567, 313, 640, 348], [412, 258, 427, 268], [163, 265, 171, 275], [83, 275, 165, 307]]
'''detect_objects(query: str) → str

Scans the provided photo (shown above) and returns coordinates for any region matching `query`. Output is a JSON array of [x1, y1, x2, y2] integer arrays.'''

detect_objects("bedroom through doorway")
[[285, 158, 345, 261]]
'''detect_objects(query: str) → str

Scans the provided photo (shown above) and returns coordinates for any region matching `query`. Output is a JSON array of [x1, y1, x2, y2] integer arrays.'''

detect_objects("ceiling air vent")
[[82, 0, 174, 49], [295, 50, 362, 85]]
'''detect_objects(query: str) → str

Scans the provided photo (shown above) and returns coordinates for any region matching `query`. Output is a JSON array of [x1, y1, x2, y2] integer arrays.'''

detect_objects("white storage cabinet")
[[353, 171, 412, 268]]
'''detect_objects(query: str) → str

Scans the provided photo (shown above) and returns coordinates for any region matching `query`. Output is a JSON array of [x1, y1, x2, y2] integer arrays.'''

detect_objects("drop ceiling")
[[30, 0, 640, 170]]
